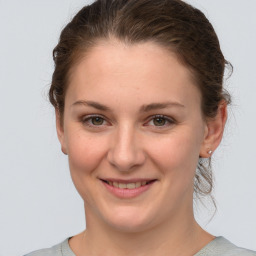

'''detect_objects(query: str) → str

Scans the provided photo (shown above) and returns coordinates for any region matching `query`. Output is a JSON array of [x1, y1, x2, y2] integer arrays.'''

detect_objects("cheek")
[[147, 127, 203, 188], [151, 130, 203, 207], [65, 130, 109, 202], [66, 130, 107, 176]]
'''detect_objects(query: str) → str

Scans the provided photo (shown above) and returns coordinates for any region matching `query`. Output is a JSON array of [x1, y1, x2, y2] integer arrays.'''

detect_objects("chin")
[[101, 205, 157, 233], [108, 219, 153, 233]]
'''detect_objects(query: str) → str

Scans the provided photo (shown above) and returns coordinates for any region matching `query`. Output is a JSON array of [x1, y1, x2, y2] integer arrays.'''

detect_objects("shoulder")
[[24, 244, 62, 256], [195, 237, 256, 256], [24, 238, 74, 256]]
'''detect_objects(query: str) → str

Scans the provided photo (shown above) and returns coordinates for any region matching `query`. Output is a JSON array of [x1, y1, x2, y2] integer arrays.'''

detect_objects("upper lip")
[[99, 178, 157, 183]]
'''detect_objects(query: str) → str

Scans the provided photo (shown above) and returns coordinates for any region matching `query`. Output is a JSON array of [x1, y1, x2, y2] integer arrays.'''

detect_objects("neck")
[[69, 204, 214, 256]]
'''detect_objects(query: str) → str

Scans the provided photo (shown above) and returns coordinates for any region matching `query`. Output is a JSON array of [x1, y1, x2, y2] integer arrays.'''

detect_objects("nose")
[[107, 124, 146, 172]]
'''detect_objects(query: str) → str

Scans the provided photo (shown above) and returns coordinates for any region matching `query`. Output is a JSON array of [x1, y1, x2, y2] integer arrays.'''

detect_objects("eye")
[[91, 116, 104, 125], [146, 115, 175, 128], [152, 117, 167, 126], [82, 115, 108, 128]]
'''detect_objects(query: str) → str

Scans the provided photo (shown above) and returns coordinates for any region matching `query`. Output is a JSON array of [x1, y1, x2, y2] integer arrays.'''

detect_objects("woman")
[[25, 0, 256, 255]]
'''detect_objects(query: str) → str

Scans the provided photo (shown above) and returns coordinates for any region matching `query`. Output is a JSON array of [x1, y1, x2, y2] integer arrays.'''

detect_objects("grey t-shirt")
[[24, 236, 256, 256]]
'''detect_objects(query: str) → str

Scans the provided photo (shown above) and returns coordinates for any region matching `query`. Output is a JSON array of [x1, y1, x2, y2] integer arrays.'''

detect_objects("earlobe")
[[55, 109, 68, 155], [200, 102, 228, 158]]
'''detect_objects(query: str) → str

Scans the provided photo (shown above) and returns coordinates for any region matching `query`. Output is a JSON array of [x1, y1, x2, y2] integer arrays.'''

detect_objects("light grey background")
[[0, 1, 255, 255]]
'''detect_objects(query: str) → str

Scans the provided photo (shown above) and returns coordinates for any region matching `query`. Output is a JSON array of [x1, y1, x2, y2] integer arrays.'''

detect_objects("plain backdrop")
[[0, 0, 255, 255]]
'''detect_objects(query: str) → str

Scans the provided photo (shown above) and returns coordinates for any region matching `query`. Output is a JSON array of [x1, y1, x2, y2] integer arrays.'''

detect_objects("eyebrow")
[[72, 100, 111, 111], [141, 102, 185, 112], [71, 100, 185, 112]]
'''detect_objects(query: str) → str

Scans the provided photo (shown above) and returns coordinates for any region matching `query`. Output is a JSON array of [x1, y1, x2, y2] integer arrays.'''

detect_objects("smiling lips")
[[101, 179, 157, 198]]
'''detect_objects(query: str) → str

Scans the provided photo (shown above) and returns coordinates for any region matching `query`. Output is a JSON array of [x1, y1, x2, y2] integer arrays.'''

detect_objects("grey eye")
[[91, 117, 104, 125], [153, 117, 167, 126]]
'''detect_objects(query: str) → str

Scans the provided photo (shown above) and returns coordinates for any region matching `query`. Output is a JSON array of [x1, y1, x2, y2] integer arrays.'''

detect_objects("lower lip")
[[101, 181, 155, 199]]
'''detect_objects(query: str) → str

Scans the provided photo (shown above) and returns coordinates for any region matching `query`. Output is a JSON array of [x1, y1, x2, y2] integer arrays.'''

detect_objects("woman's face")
[[57, 40, 209, 232]]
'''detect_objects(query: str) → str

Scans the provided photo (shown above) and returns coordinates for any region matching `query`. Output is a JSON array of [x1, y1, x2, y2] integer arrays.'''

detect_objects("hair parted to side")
[[49, 0, 232, 204]]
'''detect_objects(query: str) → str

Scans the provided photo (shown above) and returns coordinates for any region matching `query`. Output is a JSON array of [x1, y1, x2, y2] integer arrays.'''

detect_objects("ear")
[[200, 102, 228, 158], [55, 109, 68, 155]]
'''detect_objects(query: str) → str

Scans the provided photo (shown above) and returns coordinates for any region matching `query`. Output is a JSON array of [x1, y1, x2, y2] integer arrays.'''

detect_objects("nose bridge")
[[107, 122, 145, 171]]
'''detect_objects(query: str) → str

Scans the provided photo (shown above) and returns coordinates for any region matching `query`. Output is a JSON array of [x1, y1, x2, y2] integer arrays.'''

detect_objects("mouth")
[[100, 179, 157, 198], [101, 179, 156, 189]]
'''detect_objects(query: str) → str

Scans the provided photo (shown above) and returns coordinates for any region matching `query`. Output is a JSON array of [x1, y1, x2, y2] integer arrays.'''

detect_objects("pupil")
[[92, 117, 103, 125], [153, 118, 165, 126]]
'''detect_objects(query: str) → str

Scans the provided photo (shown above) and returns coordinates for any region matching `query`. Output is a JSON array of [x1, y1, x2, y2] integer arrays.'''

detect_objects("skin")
[[56, 39, 227, 256]]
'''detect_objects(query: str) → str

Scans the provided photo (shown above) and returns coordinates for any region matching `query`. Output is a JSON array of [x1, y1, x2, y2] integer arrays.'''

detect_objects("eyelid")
[[81, 114, 110, 128], [80, 114, 176, 129], [144, 114, 176, 128]]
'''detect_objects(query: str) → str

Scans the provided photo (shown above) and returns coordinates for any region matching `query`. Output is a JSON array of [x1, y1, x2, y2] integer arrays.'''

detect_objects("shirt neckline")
[[61, 236, 227, 256]]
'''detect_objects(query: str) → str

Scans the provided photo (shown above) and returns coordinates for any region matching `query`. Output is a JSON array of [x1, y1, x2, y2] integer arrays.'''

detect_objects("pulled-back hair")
[[49, 0, 232, 202]]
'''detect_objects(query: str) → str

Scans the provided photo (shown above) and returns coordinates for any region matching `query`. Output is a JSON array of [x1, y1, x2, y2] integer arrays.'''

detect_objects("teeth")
[[136, 182, 141, 188], [106, 181, 150, 189], [127, 183, 136, 189], [113, 182, 119, 188], [119, 183, 127, 189]]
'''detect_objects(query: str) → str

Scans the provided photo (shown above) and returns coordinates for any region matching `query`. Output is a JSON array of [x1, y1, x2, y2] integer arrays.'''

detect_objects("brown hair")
[[49, 0, 232, 201]]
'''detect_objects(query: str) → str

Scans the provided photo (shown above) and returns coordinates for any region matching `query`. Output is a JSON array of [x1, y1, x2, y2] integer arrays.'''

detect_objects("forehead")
[[66, 39, 201, 109], [72, 39, 191, 81]]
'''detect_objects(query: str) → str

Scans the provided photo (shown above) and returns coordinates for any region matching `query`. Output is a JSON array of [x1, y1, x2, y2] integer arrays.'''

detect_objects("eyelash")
[[145, 115, 175, 128], [81, 114, 175, 129], [81, 114, 108, 129]]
